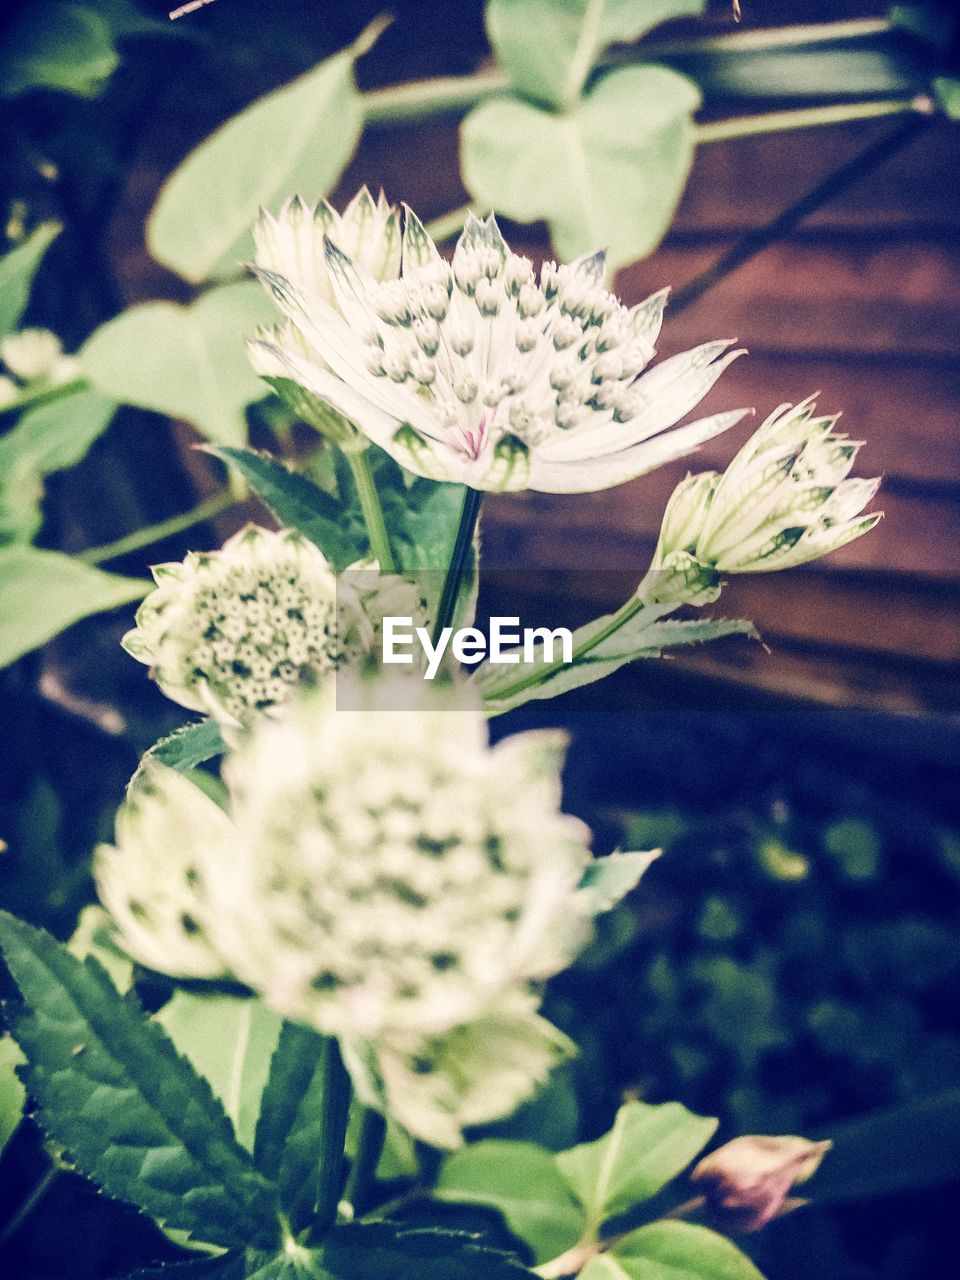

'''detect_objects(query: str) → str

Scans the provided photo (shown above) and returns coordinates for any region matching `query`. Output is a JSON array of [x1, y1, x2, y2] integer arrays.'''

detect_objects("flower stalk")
[[431, 485, 482, 645], [314, 1036, 354, 1234], [342, 1107, 387, 1218], [345, 449, 397, 572]]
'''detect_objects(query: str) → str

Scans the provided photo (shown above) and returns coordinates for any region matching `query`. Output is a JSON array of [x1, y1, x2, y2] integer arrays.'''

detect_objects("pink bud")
[[691, 1134, 832, 1233]]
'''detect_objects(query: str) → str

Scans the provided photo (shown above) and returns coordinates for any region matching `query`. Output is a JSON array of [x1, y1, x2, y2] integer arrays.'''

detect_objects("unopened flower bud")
[[1, 328, 63, 382], [691, 1134, 832, 1233]]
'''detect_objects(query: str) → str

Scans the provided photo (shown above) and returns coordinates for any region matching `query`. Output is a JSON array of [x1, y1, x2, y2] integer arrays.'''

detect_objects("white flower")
[[1, 328, 64, 382], [0, 375, 18, 407], [250, 207, 749, 493], [252, 187, 401, 308], [206, 680, 595, 1043], [643, 397, 881, 600], [122, 525, 365, 724], [342, 993, 574, 1150], [93, 762, 229, 979]]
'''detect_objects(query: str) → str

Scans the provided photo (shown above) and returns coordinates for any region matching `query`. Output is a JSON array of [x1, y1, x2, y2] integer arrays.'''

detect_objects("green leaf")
[[0, 545, 147, 668], [81, 282, 274, 446], [0, 910, 280, 1250], [0, 221, 61, 337], [0, 387, 116, 542], [810, 1089, 960, 1202], [0, 3, 119, 99], [0, 1034, 26, 1154], [461, 65, 701, 269], [933, 75, 960, 120], [319, 1222, 536, 1280], [487, 0, 705, 107], [146, 32, 374, 283], [477, 607, 755, 713], [253, 1022, 345, 1233], [581, 1221, 765, 1280], [155, 994, 283, 1154], [578, 851, 660, 913], [68, 904, 134, 994], [211, 446, 367, 569], [148, 720, 227, 773], [555, 1101, 717, 1230], [436, 1141, 585, 1264]]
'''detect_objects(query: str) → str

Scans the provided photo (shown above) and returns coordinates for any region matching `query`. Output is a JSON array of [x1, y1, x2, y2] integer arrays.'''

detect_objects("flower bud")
[[691, 1134, 832, 1233], [122, 525, 370, 724], [1, 328, 63, 382]]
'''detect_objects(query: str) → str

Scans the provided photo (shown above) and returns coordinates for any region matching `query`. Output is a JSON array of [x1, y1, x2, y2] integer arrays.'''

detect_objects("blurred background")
[[1, 1, 958, 1277]]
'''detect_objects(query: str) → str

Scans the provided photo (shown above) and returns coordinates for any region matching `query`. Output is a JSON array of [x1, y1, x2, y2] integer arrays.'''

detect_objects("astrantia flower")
[[250, 206, 749, 493], [94, 762, 229, 979], [122, 525, 365, 724], [207, 680, 595, 1042], [643, 397, 881, 600]]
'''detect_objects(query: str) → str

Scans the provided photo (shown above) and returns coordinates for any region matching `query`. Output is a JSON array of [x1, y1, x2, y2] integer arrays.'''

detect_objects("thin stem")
[[695, 95, 929, 144], [362, 70, 510, 125], [345, 449, 396, 572], [485, 595, 644, 713], [359, 19, 896, 127], [0, 1165, 58, 1247], [432, 486, 482, 645], [343, 1107, 387, 1218], [424, 205, 473, 245], [670, 111, 932, 317], [78, 491, 236, 565], [314, 1037, 353, 1235], [0, 376, 87, 418]]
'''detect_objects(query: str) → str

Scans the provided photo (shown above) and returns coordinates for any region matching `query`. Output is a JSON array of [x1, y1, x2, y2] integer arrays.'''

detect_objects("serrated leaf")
[[211, 446, 367, 569], [319, 1222, 536, 1280], [477, 604, 755, 713], [0, 1033, 26, 1153], [0, 910, 281, 1250], [556, 1101, 717, 1230], [81, 282, 274, 446], [120, 1256, 244, 1280], [147, 38, 370, 283], [487, 0, 705, 107], [252, 1023, 346, 1233], [578, 851, 660, 914], [156, 995, 283, 1154], [0, 544, 147, 668], [461, 66, 700, 269], [68, 903, 134, 993], [0, 221, 61, 337], [581, 1221, 765, 1280], [148, 719, 227, 773], [0, 387, 116, 542], [436, 1141, 585, 1264]]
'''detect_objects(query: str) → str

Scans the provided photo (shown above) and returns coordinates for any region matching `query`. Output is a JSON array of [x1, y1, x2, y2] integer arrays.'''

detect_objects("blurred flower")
[[1, 327, 74, 383], [94, 762, 229, 980], [250, 206, 748, 493], [642, 398, 881, 602], [0, 375, 18, 407], [691, 1134, 832, 1233], [122, 525, 367, 724], [97, 676, 654, 1144]]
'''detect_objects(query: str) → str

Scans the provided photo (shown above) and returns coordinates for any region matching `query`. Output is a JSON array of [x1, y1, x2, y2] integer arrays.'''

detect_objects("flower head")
[[1, 327, 78, 384], [94, 762, 229, 980], [122, 525, 365, 724], [644, 397, 881, 599], [691, 1134, 832, 1233], [206, 679, 594, 1042], [250, 205, 748, 493]]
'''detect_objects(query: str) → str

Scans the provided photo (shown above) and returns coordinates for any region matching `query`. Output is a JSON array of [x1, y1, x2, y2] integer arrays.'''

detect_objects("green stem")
[[695, 95, 929, 144], [0, 376, 87, 418], [345, 449, 396, 572], [343, 1107, 387, 1218], [362, 70, 510, 125], [314, 1037, 353, 1234], [485, 594, 645, 713], [432, 486, 482, 645], [78, 491, 236, 565], [625, 16, 892, 59], [0, 1165, 58, 1246]]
